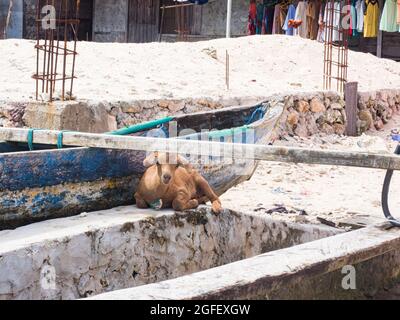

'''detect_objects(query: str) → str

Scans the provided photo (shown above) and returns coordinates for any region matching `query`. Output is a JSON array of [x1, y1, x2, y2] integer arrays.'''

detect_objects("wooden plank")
[[377, 0, 384, 58], [191, 3, 202, 35], [344, 81, 358, 136], [1, 127, 400, 171]]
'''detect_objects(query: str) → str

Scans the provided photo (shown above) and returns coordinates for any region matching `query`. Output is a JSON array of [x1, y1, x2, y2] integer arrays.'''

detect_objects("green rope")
[[27, 129, 34, 151], [108, 116, 174, 136], [57, 131, 70, 149]]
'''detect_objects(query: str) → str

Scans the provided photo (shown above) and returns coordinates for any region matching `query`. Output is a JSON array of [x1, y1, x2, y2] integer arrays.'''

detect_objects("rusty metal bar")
[[33, 0, 79, 102], [323, 0, 349, 93]]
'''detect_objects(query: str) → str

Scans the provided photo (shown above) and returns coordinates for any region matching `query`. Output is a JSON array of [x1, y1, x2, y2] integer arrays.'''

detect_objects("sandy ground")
[[221, 113, 400, 230], [1, 36, 400, 103]]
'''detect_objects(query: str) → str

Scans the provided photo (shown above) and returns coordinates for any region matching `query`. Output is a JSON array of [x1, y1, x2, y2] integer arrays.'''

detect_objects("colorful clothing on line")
[[272, 4, 284, 34], [294, 1, 308, 38], [397, 0, 400, 24], [379, 0, 398, 32], [350, 0, 359, 36], [248, 1, 257, 35], [364, 0, 379, 37], [355, 0, 364, 32], [323, 1, 342, 42], [306, 0, 321, 40], [317, 2, 325, 42], [283, 4, 297, 36]]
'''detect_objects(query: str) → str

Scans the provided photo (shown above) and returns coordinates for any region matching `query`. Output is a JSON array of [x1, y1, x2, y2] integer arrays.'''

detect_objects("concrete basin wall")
[[89, 223, 400, 300], [0, 206, 338, 300]]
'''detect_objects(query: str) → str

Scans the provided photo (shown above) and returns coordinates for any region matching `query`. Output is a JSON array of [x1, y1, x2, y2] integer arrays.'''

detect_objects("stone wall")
[[1, 88, 400, 137]]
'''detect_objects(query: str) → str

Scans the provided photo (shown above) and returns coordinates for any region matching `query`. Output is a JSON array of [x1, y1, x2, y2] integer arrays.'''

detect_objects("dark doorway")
[[78, 0, 93, 41]]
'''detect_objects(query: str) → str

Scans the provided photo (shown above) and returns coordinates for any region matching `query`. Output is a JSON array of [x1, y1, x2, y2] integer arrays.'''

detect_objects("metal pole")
[[226, 0, 232, 38]]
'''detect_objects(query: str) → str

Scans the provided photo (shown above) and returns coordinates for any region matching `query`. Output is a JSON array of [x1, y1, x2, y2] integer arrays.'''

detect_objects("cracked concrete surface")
[[0, 206, 338, 300]]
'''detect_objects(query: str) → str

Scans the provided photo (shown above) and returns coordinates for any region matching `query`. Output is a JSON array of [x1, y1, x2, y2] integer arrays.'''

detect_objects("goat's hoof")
[[211, 202, 222, 215]]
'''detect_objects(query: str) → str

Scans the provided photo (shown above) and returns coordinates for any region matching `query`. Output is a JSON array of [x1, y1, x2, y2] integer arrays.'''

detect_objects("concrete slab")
[[89, 222, 400, 300], [0, 205, 339, 300]]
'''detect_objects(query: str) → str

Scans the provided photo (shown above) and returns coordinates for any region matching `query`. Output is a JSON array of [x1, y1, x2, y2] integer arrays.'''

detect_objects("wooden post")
[[226, 50, 230, 90], [2, 127, 400, 171], [344, 81, 358, 136], [377, 0, 384, 58]]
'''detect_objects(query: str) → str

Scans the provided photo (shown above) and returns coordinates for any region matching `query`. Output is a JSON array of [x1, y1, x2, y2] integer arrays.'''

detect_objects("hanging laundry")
[[283, 4, 297, 36], [350, 0, 359, 36], [323, 1, 341, 42], [306, 0, 321, 40], [355, 0, 364, 33], [248, 0, 257, 35], [294, 1, 308, 38], [256, 2, 265, 34], [364, 0, 379, 37], [263, 5, 276, 34], [398, 0, 400, 24], [316, 2, 325, 42], [272, 4, 284, 34], [379, 0, 398, 32]]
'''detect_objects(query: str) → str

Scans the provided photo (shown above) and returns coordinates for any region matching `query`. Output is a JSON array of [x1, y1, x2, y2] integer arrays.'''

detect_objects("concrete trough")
[[90, 222, 400, 300], [0, 206, 339, 300]]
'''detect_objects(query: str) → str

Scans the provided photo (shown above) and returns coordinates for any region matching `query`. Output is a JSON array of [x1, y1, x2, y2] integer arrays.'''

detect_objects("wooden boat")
[[0, 102, 284, 229]]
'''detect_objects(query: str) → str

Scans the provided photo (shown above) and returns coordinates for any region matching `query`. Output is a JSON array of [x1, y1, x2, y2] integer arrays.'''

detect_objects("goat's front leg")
[[172, 190, 199, 212], [194, 174, 222, 214], [134, 192, 149, 209]]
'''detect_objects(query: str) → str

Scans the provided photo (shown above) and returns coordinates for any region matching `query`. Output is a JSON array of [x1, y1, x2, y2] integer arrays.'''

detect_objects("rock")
[[294, 117, 308, 137], [157, 101, 170, 109], [295, 100, 310, 113], [306, 116, 319, 135], [374, 119, 384, 130], [321, 123, 334, 135], [358, 110, 373, 130], [333, 123, 345, 135], [121, 104, 143, 113], [168, 102, 185, 113], [286, 111, 299, 127], [330, 102, 343, 110], [23, 101, 118, 133], [326, 109, 343, 124], [310, 98, 326, 113]]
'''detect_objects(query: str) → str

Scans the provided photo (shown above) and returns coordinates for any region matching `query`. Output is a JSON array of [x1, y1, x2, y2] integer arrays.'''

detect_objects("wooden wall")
[[128, 0, 160, 43], [349, 33, 400, 61]]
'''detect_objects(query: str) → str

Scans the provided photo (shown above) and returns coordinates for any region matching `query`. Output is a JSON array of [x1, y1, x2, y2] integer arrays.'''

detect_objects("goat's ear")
[[143, 153, 157, 167], [177, 155, 189, 166]]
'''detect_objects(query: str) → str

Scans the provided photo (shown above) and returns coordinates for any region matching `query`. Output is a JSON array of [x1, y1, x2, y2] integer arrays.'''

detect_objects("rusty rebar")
[[323, 0, 349, 93], [33, 0, 79, 102]]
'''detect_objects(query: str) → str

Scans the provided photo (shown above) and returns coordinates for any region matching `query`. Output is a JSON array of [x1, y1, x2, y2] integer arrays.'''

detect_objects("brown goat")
[[134, 152, 222, 214]]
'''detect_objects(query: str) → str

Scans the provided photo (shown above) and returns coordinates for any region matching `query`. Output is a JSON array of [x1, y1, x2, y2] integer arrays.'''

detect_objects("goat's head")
[[143, 152, 189, 185]]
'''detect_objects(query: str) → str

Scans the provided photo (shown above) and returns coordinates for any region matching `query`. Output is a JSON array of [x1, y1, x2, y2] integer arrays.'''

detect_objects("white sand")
[[221, 113, 400, 229], [1, 35, 400, 103]]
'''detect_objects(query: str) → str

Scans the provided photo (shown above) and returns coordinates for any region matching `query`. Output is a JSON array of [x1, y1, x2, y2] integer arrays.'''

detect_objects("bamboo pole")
[[1, 127, 400, 171], [4, 0, 13, 39]]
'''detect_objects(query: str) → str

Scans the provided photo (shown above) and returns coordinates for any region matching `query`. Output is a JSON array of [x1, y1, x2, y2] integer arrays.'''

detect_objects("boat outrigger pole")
[[0, 126, 399, 226]]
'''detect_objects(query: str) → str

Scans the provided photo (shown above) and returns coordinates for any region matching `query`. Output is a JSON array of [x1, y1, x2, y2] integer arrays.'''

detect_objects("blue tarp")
[[188, 0, 209, 4]]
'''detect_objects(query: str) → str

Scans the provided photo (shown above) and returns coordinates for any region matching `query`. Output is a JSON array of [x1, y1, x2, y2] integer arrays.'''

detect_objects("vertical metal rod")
[[35, 0, 40, 100], [61, 0, 68, 100], [226, 0, 232, 38], [226, 50, 230, 90]]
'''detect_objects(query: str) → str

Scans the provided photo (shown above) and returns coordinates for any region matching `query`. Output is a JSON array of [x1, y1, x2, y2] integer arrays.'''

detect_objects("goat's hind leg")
[[172, 191, 199, 212]]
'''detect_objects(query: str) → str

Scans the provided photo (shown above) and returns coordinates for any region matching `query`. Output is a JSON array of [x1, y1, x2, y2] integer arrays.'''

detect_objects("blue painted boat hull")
[[0, 103, 283, 229]]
